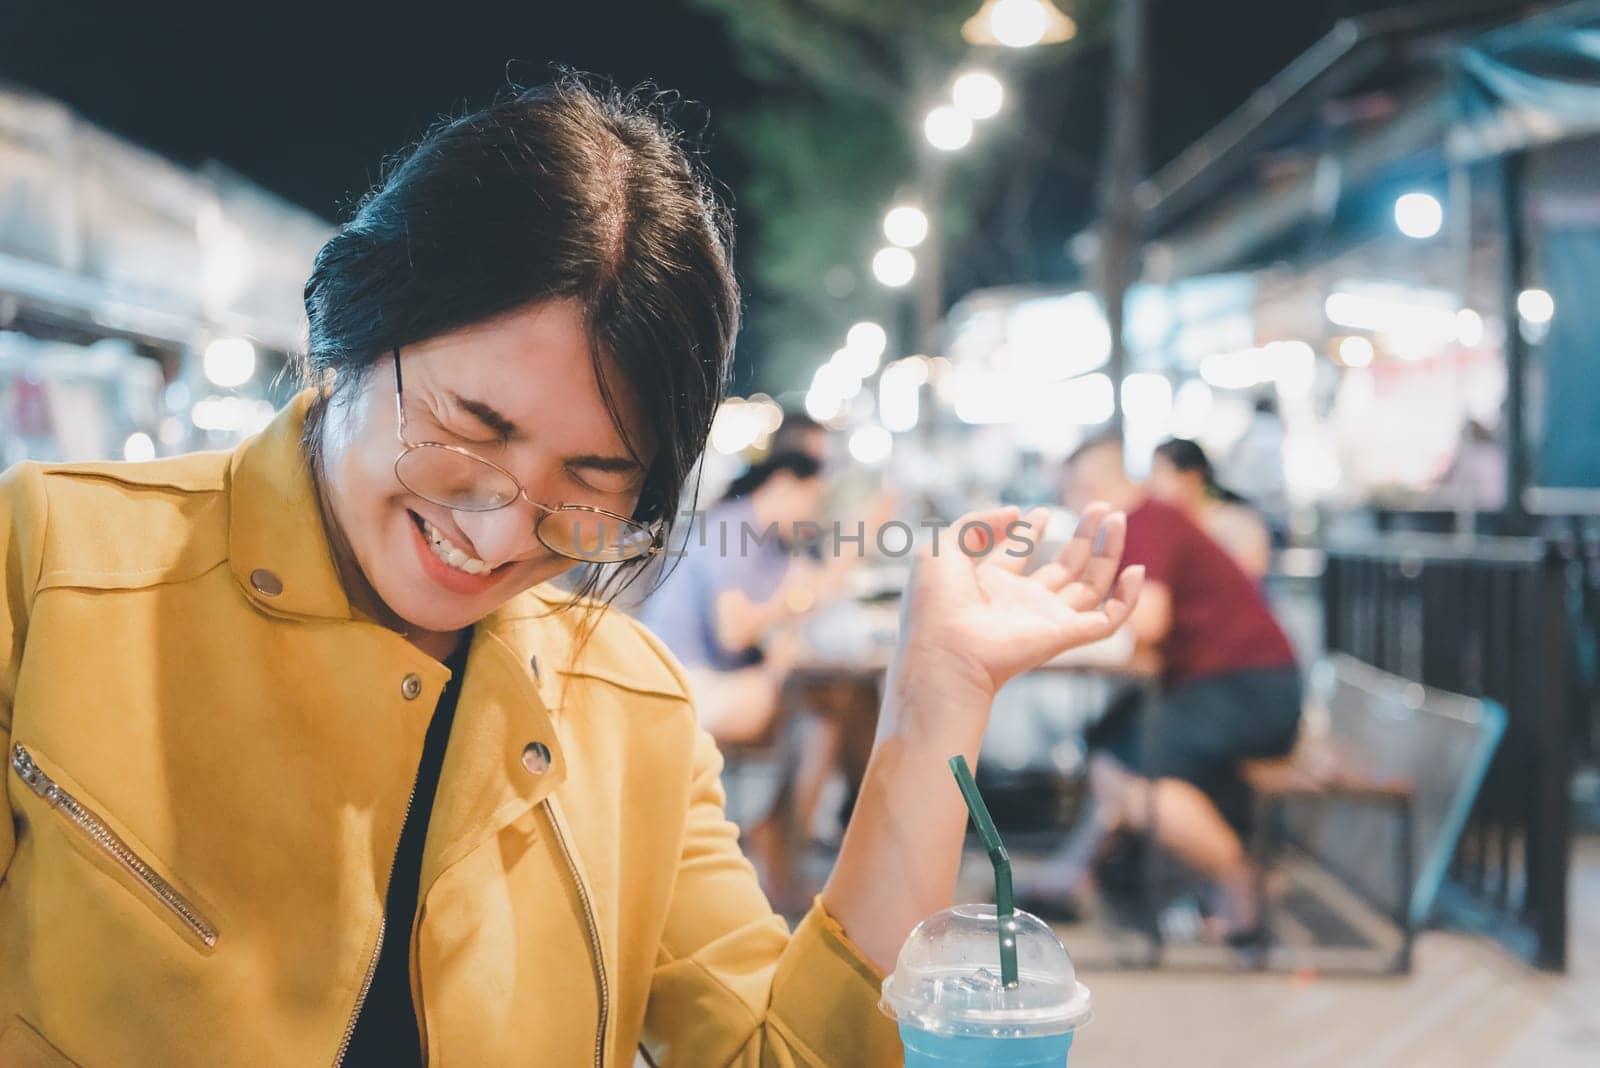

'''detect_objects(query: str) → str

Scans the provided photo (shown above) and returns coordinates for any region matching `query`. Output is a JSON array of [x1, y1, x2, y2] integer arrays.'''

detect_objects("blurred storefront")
[[1134, 0, 1600, 532], [917, 2, 1600, 544], [0, 84, 330, 466]]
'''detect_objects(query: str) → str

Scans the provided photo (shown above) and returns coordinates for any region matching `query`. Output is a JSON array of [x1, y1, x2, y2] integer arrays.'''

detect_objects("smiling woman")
[[0, 74, 1140, 1068], [300, 76, 734, 644]]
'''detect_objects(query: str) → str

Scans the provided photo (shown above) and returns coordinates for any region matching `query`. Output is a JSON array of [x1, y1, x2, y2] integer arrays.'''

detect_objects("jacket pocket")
[[0, 1017, 81, 1067], [10, 743, 219, 949]]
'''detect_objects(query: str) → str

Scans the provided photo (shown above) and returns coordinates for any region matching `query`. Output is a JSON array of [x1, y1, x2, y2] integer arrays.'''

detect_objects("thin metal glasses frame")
[[389, 348, 660, 563]]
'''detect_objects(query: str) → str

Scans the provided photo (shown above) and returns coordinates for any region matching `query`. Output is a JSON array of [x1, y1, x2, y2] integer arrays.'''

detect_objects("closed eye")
[[566, 459, 643, 496], [457, 428, 509, 449], [428, 423, 502, 449], [416, 398, 508, 449]]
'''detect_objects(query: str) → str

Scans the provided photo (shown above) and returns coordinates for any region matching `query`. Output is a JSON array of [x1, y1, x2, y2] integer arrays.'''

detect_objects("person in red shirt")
[[1023, 436, 1300, 937]]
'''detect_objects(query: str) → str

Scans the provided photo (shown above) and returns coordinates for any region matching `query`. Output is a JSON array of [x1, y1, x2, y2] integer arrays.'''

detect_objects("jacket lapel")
[[227, 390, 352, 622], [416, 624, 569, 899]]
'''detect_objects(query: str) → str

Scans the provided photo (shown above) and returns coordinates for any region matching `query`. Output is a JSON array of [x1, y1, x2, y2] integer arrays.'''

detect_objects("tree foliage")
[[691, 0, 1108, 392], [689, 0, 976, 391]]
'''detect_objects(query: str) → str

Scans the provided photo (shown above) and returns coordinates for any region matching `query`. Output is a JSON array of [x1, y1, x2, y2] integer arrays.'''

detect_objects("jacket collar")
[[225, 389, 573, 652], [227, 390, 353, 621]]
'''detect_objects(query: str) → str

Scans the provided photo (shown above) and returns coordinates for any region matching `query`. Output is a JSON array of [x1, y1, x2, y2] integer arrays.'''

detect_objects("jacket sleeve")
[[0, 462, 48, 875], [640, 728, 903, 1067]]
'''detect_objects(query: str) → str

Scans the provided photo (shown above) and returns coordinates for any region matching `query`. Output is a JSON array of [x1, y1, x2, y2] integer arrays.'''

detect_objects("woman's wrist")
[[876, 638, 995, 755]]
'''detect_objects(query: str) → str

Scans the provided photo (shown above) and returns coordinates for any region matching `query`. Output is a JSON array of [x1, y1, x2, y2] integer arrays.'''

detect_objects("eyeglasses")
[[390, 349, 660, 563]]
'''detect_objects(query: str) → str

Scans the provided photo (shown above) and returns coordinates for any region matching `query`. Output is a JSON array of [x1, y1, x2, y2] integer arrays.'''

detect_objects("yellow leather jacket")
[[0, 393, 900, 1066]]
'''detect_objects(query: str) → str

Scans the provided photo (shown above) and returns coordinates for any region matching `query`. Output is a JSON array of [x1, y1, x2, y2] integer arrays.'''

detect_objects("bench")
[[1234, 655, 1506, 975], [1241, 737, 1417, 972]]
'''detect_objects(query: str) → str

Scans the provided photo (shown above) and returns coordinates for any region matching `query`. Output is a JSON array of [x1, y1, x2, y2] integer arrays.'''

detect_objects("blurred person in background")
[[1022, 435, 1299, 941], [1147, 437, 1272, 582], [637, 447, 877, 911], [637, 449, 830, 744], [1222, 392, 1289, 541], [1438, 418, 1506, 511], [611, 408, 834, 616], [768, 408, 832, 467], [0, 77, 1144, 1065]]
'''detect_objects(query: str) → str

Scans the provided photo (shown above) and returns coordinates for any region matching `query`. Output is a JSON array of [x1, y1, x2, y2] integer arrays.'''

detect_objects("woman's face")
[[1146, 454, 1204, 510], [318, 299, 653, 636]]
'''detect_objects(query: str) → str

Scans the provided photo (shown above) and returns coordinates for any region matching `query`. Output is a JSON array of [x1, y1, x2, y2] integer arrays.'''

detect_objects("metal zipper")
[[332, 776, 420, 1066], [545, 799, 609, 1068], [10, 743, 218, 948]]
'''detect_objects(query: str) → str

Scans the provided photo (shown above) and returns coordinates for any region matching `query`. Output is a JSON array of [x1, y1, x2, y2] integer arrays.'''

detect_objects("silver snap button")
[[249, 569, 283, 597], [521, 741, 552, 776], [401, 673, 423, 701], [528, 655, 540, 681]]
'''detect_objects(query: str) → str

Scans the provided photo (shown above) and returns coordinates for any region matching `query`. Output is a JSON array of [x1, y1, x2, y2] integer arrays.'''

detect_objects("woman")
[[0, 79, 1141, 1066], [1147, 437, 1272, 581]]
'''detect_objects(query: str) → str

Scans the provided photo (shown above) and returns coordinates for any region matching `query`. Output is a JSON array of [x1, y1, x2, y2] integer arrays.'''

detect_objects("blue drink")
[[881, 906, 1090, 1067], [899, 1023, 1074, 1066]]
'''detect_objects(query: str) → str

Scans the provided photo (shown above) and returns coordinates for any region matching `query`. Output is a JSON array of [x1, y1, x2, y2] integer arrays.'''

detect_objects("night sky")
[[0, 5, 758, 218]]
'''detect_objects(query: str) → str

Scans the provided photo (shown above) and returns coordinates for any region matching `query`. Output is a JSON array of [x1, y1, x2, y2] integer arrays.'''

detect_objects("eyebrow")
[[450, 391, 642, 473], [451, 393, 521, 441]]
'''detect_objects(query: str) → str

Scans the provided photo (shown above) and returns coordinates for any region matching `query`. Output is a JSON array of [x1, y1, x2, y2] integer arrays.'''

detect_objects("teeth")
[[421, 518, 489, 576]]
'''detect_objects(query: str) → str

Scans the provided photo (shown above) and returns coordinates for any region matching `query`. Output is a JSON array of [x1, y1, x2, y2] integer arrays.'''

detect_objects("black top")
[[343, 635, 473, 1066]]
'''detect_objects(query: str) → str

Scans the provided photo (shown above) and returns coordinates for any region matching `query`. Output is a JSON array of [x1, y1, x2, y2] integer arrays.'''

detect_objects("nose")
[[453, 502, 542, 569]]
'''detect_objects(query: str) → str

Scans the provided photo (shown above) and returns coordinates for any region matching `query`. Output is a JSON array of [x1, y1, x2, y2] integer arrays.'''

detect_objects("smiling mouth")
[[407, 509, 506, 577]]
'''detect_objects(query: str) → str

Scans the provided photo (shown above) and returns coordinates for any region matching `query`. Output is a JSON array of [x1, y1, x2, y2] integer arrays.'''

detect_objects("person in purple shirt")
[[638, 450, 827, 742]]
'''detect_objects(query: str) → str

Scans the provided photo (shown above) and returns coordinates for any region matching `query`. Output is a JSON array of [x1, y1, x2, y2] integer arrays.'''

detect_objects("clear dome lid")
[[879, 904, 1092, 1038]]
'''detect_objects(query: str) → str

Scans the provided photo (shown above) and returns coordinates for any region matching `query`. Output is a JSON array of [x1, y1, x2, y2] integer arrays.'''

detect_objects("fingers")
[[1100, 565, 1145, 629], [1055, 564, 1145, 649], [1062, 509, 1127, 611], [1031, 561, 1069, 591], [985, 506, 1049, 576], [927, 505, 1021, 561], [1051, 503, 1110, 589]]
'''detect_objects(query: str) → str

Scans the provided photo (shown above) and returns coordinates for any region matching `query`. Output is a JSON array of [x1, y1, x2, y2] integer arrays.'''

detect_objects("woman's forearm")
[[817, 658, 989, 974]]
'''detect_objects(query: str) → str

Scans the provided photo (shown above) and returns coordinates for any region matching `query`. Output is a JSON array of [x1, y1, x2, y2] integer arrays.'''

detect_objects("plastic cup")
[[880, 903, 1091, 1067]]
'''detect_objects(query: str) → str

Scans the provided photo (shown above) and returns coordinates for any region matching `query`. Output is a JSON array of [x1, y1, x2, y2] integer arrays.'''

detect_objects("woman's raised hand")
[[883, 503, 1143, 750]]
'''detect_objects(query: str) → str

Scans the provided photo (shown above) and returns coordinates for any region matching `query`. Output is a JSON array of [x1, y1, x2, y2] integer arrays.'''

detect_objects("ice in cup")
[[880, 903, 1091, 1067]]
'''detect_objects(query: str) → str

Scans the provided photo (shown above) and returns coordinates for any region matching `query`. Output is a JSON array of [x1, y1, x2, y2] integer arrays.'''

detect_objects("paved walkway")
[[1069, 838, 1599, 1067]]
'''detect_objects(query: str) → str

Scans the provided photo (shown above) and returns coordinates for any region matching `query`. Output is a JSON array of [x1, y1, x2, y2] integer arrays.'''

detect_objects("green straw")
[[949, 754, 1019, 988]]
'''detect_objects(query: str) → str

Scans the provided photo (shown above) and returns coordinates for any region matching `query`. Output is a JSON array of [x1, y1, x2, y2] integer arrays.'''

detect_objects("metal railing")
[[1322, 532, 1577, 970]]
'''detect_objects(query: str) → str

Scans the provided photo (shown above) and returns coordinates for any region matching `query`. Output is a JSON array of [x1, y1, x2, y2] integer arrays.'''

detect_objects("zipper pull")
[[12, 744, 61, 806]]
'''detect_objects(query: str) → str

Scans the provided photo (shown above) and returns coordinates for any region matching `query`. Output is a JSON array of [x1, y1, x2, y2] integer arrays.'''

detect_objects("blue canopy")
[[1454, 1, 1600, 157]]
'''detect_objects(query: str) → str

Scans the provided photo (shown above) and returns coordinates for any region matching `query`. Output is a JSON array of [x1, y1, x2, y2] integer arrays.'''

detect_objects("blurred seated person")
[[1147, 437, 1272, 581], [638, 451, 829, 744], [613, 409, 834, 617], [769, 409, 832, 466], [1022, 436, 1300, 939], [640, 450, 867, 909]]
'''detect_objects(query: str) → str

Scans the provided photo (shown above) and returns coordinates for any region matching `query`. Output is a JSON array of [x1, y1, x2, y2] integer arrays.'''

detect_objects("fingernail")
[[1093, 526, 1109, 554]]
